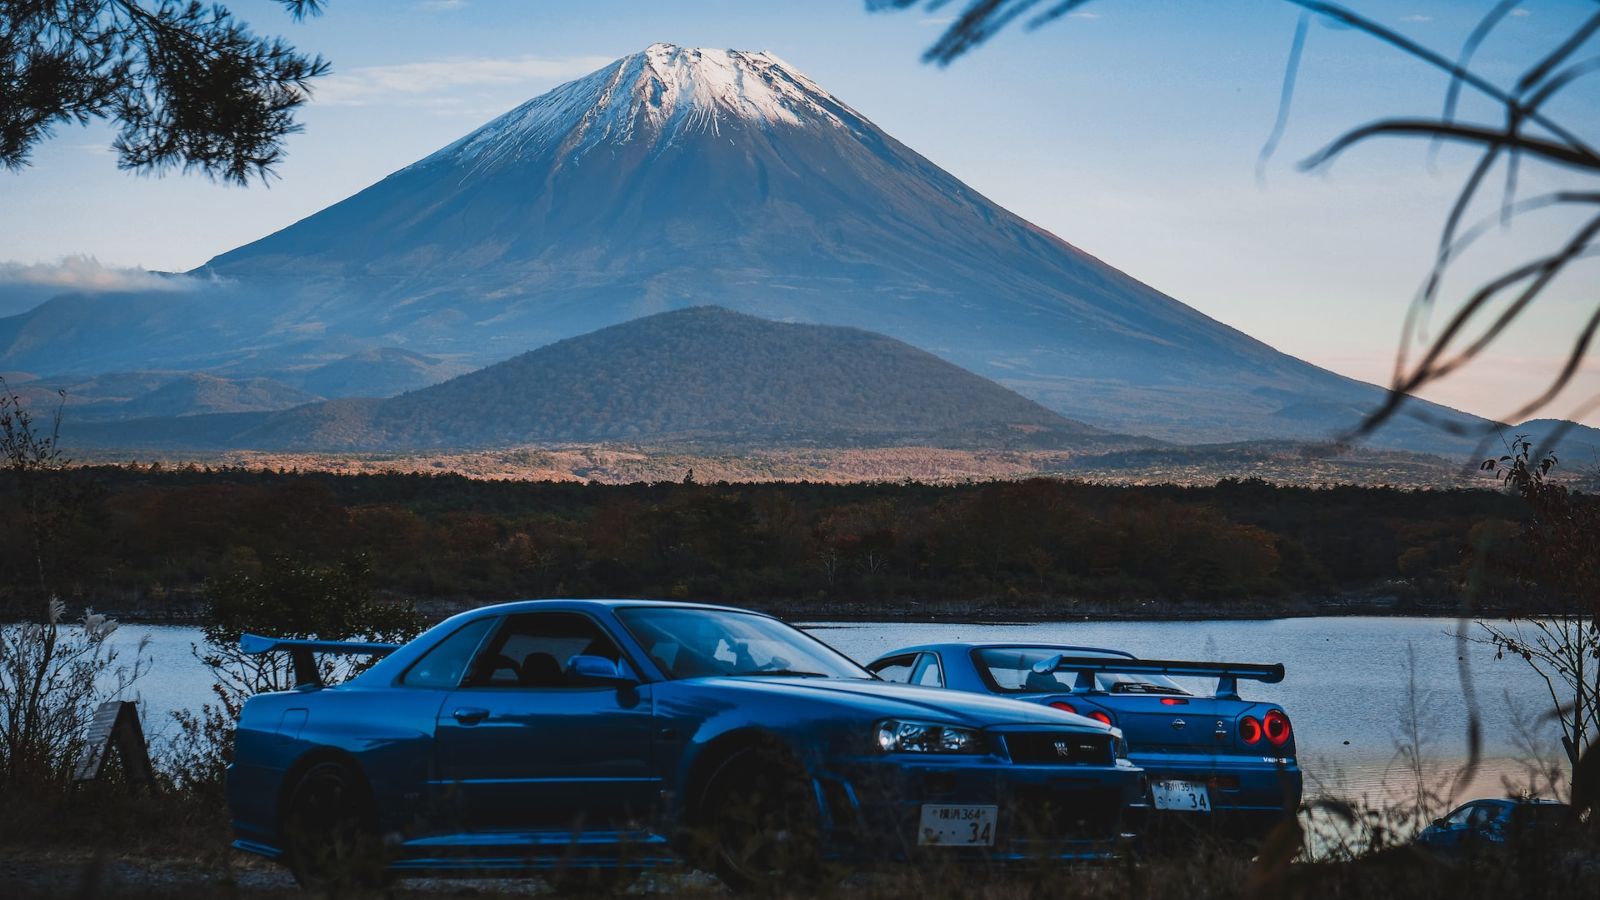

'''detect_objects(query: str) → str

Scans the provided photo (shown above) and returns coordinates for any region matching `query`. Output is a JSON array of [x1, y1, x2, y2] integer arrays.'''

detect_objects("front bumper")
[[817, 752, 1146, 863]]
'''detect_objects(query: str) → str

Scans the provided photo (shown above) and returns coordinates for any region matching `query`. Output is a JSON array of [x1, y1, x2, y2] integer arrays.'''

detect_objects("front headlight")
[[875, 719, 984, 754]]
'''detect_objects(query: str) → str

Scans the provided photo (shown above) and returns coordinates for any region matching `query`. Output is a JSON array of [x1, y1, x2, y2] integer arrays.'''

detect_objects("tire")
[[282, 760, 390, 891], [696, 746, 824, 893]]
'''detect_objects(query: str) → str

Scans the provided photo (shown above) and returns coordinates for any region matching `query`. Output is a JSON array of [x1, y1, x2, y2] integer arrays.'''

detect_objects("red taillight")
[[1048, 701, 1113, 727], [1160, 697, 1188, 706], [1239, 716, 1262, 744], [1263, 709, 1291, 746]]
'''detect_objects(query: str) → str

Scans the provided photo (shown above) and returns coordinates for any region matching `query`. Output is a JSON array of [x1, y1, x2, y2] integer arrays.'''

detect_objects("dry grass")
[[72, 443, 1499, 488]]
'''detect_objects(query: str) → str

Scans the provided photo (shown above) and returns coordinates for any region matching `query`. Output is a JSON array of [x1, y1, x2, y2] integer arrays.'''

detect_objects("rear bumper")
[[1131, 752, 1301, 840], [820, 754, 1147, 862]]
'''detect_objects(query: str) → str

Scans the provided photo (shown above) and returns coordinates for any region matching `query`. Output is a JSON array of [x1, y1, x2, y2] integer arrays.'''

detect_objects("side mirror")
[[568, 654, 637, 686], [1431, 818, 1448, 829]]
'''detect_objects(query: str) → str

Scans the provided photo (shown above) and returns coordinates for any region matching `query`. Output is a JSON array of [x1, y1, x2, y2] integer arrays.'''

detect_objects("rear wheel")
[[697, 746, 824, 893], [282, 760, 390, 891]]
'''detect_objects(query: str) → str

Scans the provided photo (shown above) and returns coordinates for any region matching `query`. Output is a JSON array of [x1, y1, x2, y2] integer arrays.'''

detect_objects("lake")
[[107, 616, 1567, 806]]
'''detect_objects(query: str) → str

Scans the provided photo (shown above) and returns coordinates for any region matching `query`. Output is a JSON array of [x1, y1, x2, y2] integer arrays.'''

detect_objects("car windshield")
[[974, 648, 1190, 695], [615, 607, 873, 681]]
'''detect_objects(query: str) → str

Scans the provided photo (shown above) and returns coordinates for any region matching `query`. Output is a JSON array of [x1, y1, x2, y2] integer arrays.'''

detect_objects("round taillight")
[[1239, 716, 1262, 744], [1088, 711, 1114, 727], [1049, 701, 1078, 714], [1264, 709, 1291, 746]]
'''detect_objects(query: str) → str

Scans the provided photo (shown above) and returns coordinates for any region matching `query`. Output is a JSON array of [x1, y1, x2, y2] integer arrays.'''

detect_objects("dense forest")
[[65, 308, 1125, 452], [0, 463, 1562, 621]]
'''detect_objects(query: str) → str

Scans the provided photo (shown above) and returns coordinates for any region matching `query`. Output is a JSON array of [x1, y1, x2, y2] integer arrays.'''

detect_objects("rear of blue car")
[[872, 644, 1302, 842]]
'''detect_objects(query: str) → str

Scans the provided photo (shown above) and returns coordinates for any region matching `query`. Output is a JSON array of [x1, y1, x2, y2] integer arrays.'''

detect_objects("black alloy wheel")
[[698, 747, 825, 893], [282, 760, 390, 890]]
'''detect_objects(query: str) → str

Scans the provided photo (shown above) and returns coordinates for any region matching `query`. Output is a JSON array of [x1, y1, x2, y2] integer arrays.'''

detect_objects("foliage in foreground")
[[0, 599, 147, 785], [1, 1, 330, 183]]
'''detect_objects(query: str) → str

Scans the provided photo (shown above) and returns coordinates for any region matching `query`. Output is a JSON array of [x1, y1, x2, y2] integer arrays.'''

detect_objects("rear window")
[[972, 648, 1189, 695], [1513, 804, 1571, 829]]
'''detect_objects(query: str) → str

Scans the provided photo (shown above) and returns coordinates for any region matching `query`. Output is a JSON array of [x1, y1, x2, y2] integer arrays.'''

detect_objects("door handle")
[[452, 707, 489, 725]]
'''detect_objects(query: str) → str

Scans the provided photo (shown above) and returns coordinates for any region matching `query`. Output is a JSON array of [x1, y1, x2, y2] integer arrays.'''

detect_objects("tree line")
[[0, 464, 1568, 619]]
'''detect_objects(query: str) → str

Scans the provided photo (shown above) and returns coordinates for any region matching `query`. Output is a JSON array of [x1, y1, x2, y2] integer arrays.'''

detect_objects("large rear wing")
[[1031, 654, 1284, 700], [239, 633, 401, 689]]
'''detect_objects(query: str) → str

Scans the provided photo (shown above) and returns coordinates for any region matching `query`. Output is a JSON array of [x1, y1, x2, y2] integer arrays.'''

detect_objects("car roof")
[[872, 642, 1137, 661], [462, 598, 777, 618], [1460, 797, 1568, 809]]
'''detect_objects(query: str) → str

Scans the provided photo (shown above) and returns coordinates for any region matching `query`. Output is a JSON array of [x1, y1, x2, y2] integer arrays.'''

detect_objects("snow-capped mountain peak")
[[431, 43, 859, 172]]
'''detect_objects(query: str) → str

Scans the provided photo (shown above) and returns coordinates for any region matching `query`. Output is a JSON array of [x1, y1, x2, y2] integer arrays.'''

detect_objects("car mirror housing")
[[569, 654, 637, 686]]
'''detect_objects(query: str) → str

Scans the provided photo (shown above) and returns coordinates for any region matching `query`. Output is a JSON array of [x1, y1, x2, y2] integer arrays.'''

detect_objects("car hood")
[[685, 676, 1113, 731]]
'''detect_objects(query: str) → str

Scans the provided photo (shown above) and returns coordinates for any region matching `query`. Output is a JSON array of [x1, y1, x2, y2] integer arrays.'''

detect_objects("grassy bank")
[[2, 787, 1593, 899]]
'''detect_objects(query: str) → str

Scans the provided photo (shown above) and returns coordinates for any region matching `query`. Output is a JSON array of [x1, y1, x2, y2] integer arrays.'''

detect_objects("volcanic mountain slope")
[[0, 43, 1573, 455], [280, 348, 472, 398], [69, 308, 1135, 451]]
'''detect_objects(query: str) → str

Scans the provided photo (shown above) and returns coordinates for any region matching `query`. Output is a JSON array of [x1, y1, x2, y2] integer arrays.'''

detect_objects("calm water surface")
[[109, 616, 1565, 802]]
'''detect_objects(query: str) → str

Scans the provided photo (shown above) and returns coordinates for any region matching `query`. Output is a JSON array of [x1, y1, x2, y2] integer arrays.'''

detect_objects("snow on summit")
[[433, 43, 860, 172]]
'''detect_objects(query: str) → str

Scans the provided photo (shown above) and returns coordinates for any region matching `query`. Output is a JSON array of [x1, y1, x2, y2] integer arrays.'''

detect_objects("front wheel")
[[282, 760, 390, 891], [696, 747, 825, 893]]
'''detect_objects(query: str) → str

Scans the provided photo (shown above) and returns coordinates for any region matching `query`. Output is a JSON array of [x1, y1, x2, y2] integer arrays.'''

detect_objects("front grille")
[[1004, 731, 1114, 765], [1007, 787, 1125, 841]]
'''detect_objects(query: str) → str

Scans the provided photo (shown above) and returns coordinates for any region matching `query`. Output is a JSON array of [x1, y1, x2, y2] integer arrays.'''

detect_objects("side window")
[[464, 613, 623, 688], [912, 653, 944, 687], [402, 618, 497, 688], [869, 654, 917, 684], [1445, 805, 1475, 826]]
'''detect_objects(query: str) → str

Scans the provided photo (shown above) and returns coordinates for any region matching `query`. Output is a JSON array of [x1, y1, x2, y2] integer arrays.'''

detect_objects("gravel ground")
[[0, 850, 738, 898]]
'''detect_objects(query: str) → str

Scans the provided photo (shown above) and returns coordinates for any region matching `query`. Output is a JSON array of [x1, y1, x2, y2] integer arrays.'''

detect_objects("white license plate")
[[1152, 780, 1212, 812], [918, 804, 998, 846]]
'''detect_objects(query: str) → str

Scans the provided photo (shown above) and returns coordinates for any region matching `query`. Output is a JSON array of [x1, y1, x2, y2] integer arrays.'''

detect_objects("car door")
[[1422, 803, 1480, 849], [433, 611, 659, 834]]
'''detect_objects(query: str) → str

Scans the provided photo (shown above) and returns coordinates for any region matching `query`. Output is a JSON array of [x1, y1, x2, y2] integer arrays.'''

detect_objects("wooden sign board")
[[71, 700, 155, 786]]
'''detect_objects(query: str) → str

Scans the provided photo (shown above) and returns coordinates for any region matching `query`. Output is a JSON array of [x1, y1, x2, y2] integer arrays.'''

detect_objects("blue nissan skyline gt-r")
[[226, 601, 1146, 890], [865, 643, 1301, 842]]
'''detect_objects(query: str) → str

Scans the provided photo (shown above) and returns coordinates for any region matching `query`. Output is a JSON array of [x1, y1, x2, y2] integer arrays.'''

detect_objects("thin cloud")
[[1510, 8, 1531, 16], [1400, 14, 1432, 23], [1067, 11, 1101, 19], [313, 54, 615, 107], [0, 256, 196, 293], [920, 16, 955, 27], [416, 0, 468, 10]]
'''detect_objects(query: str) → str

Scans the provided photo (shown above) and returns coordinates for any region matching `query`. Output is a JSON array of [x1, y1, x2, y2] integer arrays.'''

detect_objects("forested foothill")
[[0, 463, 1579, 622]]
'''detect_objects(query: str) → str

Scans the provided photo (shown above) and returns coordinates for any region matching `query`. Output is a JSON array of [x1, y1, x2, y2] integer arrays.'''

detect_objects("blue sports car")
[[226, 601, 1146, 890], [866, 643, 1301, 841], [1415, 798, 1572, 854]]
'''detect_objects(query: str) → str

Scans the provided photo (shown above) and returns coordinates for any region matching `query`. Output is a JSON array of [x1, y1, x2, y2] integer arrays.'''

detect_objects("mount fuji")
[[0, 43, 1543, 453]]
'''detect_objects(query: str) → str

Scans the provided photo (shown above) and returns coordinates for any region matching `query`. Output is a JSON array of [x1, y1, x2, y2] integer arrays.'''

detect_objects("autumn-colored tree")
[[1479, 435, 1600, 796]]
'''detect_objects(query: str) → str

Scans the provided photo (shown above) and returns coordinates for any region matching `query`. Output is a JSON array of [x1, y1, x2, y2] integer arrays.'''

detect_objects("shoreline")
[[51, 595, 1546, 628]]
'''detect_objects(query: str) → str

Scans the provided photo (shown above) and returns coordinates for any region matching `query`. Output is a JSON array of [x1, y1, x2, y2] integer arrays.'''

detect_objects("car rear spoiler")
[[239, 633, 401, 689], [1031, 654, 1285, 700]]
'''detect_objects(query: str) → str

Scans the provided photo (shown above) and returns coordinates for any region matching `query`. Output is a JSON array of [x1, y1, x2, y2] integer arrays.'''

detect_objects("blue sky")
[[3, 0, 1597, 425]]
